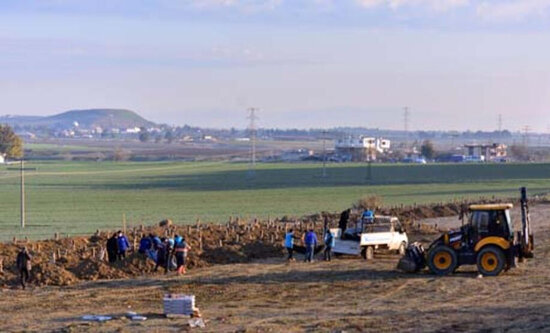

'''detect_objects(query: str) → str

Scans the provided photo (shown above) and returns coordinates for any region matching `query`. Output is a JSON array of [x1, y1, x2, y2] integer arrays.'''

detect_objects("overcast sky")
[[1, 0, 550, 131]]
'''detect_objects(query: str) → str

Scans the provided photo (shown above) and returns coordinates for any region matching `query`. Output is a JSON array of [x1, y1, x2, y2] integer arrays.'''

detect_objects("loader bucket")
[[397, 242, 426, 273], [397, 256, 419, 273]]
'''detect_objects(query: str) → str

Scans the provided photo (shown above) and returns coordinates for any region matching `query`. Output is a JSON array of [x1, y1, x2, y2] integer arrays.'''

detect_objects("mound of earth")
[[70, 259, 128, 280], [32, 262, 78, 286]]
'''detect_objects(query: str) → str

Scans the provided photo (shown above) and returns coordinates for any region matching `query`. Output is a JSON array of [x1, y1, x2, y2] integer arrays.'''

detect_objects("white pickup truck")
[[330, 216, 408, 260]]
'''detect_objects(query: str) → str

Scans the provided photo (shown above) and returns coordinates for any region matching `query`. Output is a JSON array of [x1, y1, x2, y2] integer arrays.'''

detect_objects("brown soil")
[[0, 204, 548, 332], [0, 205, 550, 332]]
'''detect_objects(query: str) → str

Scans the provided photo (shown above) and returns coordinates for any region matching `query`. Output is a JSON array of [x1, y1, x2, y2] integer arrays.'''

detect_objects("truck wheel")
[[365, 246, 374, 260], [477, 246, 506, 276], [427, 245, 457, 276], [398, 242, 407, 256]]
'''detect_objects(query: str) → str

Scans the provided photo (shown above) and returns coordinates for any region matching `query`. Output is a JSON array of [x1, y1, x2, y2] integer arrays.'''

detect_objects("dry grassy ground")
[[1, 205, 549, 332]]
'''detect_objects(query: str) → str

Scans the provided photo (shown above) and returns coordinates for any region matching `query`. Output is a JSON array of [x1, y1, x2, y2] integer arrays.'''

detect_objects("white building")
[[125, 127, 141, 134], [0, 154, 4, 164], [464, 143, 507, 162], [335, 136, 391, 161]]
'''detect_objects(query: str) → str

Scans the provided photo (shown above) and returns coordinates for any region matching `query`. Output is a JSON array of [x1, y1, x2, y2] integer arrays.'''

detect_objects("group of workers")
[[105, 231, 191, 275], [137, 233, 191, 275], [13, 208, 375, 289], [284, 228, 335, 263], [106, 231, 131, 263], [284, 208, 375, 263]]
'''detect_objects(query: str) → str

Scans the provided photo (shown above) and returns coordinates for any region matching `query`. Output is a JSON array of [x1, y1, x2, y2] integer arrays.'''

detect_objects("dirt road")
[[1, 205, 549, 332]]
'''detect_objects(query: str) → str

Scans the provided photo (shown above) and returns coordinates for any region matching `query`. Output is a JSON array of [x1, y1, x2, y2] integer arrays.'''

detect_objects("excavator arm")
[[519, 187, 534, 259]]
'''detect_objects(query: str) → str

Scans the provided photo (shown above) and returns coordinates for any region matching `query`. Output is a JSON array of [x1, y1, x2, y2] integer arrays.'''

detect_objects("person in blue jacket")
[[323, 229, 335, 261], [284, 229, 296, 261], [304, 229, 318, 263], [362, 209, 375, 224], [117, 231, 130, 260], [138, 235, 152, 255]]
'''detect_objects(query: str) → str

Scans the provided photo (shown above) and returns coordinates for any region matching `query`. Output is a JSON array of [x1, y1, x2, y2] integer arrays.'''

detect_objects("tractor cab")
[[466, 204, 514, 246]]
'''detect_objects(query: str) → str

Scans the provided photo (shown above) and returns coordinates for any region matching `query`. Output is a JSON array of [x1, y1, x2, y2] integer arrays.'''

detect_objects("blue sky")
[[1, 0, 550, 131]]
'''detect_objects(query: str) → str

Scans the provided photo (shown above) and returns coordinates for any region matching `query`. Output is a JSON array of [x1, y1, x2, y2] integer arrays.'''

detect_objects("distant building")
[[125, 127, 141, 134], [464, 143, 507, 162], [18, 132, 36, 139], [0, 154, 4, 164], [335, 136, 391, 162], [202, 135, 217, 142]]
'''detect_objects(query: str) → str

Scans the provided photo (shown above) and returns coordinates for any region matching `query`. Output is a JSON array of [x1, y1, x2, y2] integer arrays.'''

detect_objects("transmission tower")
[[498, 114, 503, 132], [322, 130, 327, 178], [522, 125, 531, 147], [247, 107, 259, 175], [403, 106, 410, 147]]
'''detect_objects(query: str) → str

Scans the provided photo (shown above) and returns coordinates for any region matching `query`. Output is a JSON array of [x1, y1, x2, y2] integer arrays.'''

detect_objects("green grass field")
[[1, 161, 550, 240]]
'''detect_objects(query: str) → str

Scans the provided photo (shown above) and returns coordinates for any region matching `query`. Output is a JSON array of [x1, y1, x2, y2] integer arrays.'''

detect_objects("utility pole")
[[247, 107, 259, 176], [366, 139, 374, 184], [20, 159, 25, 228], [322, 130, 327, 178], [403, 106, 410, 147]]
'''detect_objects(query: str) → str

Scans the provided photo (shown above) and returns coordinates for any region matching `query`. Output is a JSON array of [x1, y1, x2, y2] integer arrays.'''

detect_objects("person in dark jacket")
[[16, 247, 32, 289], [117, 231, 130, 260], [339, 209, 350, 239], [106, 233, 118, 263], [155, 238, 170, 274], [304, 229, 318, 263]]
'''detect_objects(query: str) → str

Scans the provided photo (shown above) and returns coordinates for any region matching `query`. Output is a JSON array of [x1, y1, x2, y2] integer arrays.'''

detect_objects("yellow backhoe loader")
[[398, 187, 534, 276]]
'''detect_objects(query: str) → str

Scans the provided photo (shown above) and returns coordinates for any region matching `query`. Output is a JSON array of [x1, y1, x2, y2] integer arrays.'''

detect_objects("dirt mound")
[[159, 219, 172, 227], [70, 259, 128, 280], [32, 262, 78, 286]]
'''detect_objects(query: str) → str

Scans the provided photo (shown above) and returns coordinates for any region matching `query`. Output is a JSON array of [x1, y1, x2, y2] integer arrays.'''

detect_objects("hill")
[[0, 109, 155, 129]]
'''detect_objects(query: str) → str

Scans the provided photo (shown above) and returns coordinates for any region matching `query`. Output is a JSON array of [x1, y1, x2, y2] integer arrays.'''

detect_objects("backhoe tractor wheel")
[[477, 246, 506, 276], [427, 245, 458, 276], [398, 242, 407, 256]]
